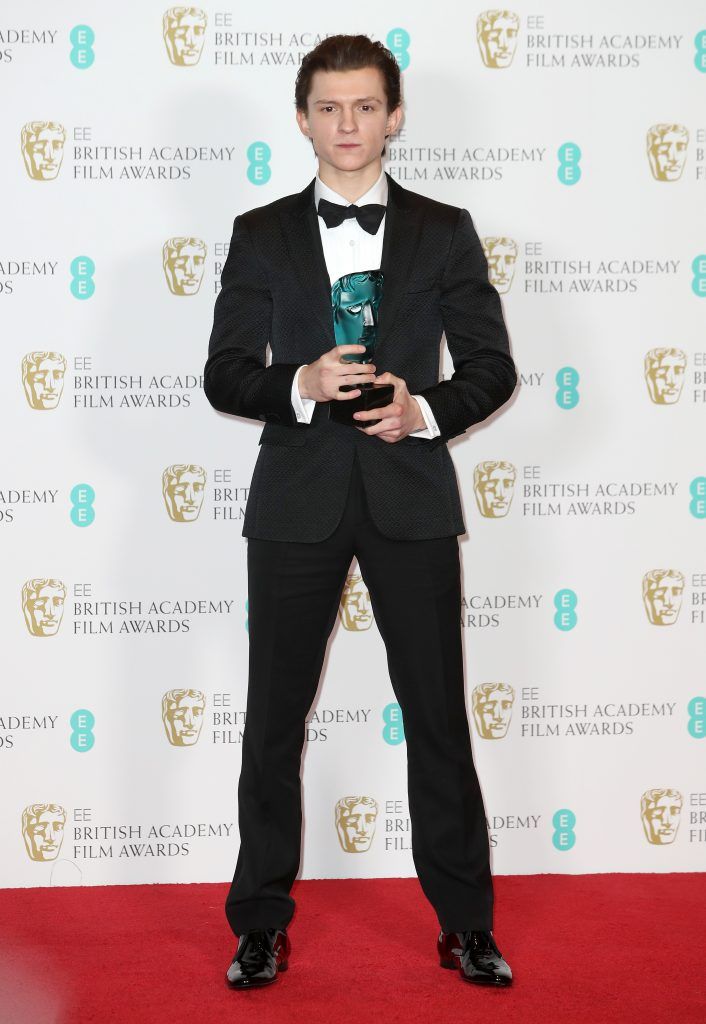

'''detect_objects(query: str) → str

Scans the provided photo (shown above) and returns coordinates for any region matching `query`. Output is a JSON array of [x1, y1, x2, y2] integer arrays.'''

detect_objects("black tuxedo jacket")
[[204, 172, 517, 542]]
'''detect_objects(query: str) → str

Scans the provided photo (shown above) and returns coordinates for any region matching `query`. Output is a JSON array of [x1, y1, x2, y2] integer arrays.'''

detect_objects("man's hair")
[[294, 34, 402, 114]]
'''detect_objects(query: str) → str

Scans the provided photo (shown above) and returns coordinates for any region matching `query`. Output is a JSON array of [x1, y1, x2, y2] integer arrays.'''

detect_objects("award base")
[[329, 382, 395, 427]]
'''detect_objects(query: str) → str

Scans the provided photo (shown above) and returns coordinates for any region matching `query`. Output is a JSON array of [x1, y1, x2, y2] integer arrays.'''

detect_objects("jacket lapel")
[[279, 171, 426, 356]]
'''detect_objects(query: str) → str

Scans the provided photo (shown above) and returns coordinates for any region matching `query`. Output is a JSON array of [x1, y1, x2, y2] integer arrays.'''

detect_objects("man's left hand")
[[352, 372, 426, 442]]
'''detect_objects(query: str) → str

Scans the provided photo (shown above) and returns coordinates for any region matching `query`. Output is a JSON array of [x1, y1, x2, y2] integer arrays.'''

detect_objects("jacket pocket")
[[258, 424, 308, 446]]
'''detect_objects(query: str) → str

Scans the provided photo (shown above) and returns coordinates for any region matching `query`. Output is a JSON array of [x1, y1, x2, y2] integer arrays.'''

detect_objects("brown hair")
[[294, 34, 402, 114]]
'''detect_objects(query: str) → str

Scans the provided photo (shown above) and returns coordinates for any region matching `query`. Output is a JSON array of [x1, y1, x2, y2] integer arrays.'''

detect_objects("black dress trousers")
[[226, 447, 493, 936]]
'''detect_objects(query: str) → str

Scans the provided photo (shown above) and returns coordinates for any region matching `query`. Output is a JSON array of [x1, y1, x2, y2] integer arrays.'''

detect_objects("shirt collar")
[[314, 165, 388, 209]]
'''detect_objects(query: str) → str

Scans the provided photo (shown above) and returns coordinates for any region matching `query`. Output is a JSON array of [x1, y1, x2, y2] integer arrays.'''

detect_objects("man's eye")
[[347, 305, 362, 314]]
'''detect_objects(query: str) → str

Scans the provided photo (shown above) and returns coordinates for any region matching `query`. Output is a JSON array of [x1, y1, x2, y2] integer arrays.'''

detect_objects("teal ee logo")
[[689, 477, 706, 518], [554, 589, 577, 631], [557, 142, 581, 185], [247, 142, 271, 185], [694, 31, 706, 73], [70, 709, 95, 752], [386, 28, 410, 71], [382, 702, 405, 745], [70, 25, 95, 68], [70, 483, 95, 526], [552, 808, 576, 850], [692, 255, 706, 297], [687, 696, 706, 738], [555, 366, 579, 409], [70, 256, 95, 299]]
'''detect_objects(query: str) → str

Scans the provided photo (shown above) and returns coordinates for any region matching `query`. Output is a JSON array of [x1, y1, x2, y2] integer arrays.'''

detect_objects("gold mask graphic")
[[472, 683, 515, 739], [644, 348, 686, 405], [473, 461, 516, 518], [162, 464, 206, 521], [335, 795, 378, 853], [476, 10, 520, 68], [482, 237, 518, 294], [646, 124, 689, 182], [22, 578, 66, 637], [640, 788, 682, 845], [162, 237, 207, 295], [22, 351, 67, 410], [22, 803, 66, 861], [162, 688, 206, 745], [339, 573, 373, 631], [642, 569, 684, 626], [163, 7, 207, 66], [20, 121, 66, 180]]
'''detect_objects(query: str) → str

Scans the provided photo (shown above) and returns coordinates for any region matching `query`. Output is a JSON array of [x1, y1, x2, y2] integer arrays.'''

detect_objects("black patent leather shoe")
[[438, 929, 513, 986], [226, 927, 290, 989]]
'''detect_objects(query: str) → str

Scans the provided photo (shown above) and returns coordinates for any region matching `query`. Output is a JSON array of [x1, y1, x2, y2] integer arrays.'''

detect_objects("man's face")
[[26, 584, 65, 636], [649, 129, 688, 181], [340, 577, 373, 630], [26, 358, 65, 409], [645, 575, 683, 625], [296, 66, 401, 177], [485, 241, 517, 293], [166, 469, 205, 521], [647, 353, 685, 403], [644, 795, 681, 844], [334, 276, 382, 354], [164, 694, 205, 745], [25, 809, 65, 860], [474, 689, 514, 738], [165, 241, 206, 295], [338, 802, 376, 852], [478, 467, 515, 517], [24, 126, 65, 179]]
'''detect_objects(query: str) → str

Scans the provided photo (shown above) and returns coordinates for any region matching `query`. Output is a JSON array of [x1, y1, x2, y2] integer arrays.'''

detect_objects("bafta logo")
[[644, 348, 686, 405], [640, 788, 682, 845], [163, 7, 207, 66], [335, 795, 378, 853], [22, 803, 66, 861], [482, 237, 518, 294], [473, 461, 516, 518], [22, 351, 67, 410], [646, 124, 689, 182], [339, 572, 373, 631], [642, 569, 684, 626], [20, 121, 66, 180], [476, 10, 520, 68], [162, 237, 207, 295], [472, 683, 515, 739], [22, 578, 66, 637], [162, 464, 206, 521], [162, 689, 206, 745]]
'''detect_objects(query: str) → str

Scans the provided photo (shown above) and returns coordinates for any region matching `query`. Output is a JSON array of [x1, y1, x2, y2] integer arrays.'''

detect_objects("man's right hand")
[[298, 345, 376, 403]]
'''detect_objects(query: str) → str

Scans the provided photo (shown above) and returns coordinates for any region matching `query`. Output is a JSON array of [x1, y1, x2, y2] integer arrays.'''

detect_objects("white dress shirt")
[[289, 166, 441, 439]]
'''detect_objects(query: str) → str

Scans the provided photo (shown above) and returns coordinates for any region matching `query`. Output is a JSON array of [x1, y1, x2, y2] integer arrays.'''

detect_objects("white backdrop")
[[2, 1, 705, 889]]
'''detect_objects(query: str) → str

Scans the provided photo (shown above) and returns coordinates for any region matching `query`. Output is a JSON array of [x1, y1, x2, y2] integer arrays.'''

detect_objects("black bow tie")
[[317, 196, 386, 235]]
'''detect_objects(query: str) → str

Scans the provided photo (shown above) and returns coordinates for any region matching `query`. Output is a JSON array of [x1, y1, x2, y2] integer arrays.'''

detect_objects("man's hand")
[[299, 345, 377, 402], [352, 371, 426, 443]]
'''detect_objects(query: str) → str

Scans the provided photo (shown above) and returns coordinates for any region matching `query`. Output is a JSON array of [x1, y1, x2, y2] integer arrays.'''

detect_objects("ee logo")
[[552, 808, 576, 850], [382, 702, 405, 745], [70, 709, 95, 752]]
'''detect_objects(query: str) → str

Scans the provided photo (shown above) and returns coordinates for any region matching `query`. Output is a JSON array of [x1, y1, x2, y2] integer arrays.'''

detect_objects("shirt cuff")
[[291, 364, 316, 424], [409, 394, 441, 439]]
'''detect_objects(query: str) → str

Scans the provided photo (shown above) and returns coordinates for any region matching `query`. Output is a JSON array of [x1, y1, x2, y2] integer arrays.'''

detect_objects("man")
[[204, 34, 517, 990]]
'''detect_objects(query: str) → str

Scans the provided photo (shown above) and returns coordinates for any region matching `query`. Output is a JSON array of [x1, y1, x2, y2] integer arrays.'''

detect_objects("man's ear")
[[386, 105, 403, 138], [295, 108, 311, 139]]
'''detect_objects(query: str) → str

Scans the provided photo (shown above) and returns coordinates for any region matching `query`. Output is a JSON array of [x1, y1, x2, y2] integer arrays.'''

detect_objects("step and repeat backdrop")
[[2, 1, 704, 890]]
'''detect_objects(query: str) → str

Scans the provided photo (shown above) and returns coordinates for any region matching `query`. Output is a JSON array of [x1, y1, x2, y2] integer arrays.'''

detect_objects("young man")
[[204, 34, 517, 990]]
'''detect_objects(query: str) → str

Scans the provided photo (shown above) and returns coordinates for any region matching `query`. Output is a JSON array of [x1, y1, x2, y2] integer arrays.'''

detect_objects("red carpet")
[[2, 873, 704, 1023]]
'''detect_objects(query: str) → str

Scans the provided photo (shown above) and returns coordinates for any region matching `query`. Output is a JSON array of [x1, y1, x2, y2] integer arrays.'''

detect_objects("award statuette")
[[328, 269, 394, 427]]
